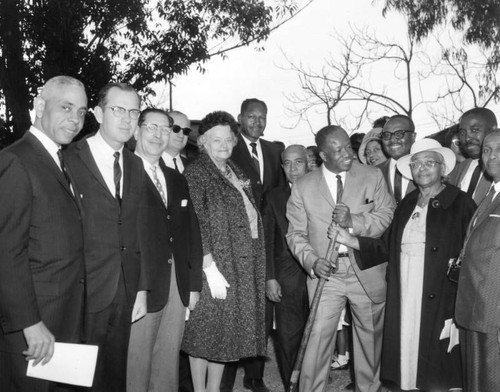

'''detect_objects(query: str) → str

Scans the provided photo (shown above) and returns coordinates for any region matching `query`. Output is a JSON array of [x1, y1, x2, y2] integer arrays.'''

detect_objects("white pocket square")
[[489, 214, 500, 218], [181, 199, 188, 207]]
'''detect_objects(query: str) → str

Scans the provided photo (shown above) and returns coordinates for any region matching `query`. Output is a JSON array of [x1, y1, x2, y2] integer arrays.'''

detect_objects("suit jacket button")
[[167, 215, 171, 220], [169, 237, 173, 243], [428, 294, 435, 299], [120, 246, 126, 251], [118, 219, 122, 225], [431, 247, 438, 252], [79, 278, 85, 284], [168, 259, 173, 264]]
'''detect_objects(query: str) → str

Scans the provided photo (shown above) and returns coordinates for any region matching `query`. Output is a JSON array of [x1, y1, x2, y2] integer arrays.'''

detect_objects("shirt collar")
[[29, 125, 60, 157]]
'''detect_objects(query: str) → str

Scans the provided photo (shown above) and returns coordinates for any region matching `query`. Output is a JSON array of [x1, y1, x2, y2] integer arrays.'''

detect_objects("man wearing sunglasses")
[[162, 110, 192, 173], [378, 115, 417, 203], [65, 82, 149, 391]]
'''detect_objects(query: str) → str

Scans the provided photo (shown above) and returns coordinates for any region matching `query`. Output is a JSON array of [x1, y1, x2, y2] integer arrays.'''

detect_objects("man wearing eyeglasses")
[[378, 115, 417, 203], [449, 108, 497, 205], [162, 110, 192, 173], [65, 82, 149, 392], [127, 108, 203, 392]]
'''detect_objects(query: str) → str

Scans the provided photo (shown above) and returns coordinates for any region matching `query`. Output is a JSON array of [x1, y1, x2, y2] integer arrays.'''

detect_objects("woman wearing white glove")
[[203, 257, 229, 299], [182, 111, 266, 392]]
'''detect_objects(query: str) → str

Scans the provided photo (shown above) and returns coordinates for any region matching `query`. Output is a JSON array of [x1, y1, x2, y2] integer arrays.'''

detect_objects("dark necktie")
[[113, 151, 121, 204], [336, 174, 343, 204], [173, 157, 180, 173], [250, 142, 260, 177], [467, 162, 482, 197], [57, 149, 71, 186], [394, 168, 403, 203]]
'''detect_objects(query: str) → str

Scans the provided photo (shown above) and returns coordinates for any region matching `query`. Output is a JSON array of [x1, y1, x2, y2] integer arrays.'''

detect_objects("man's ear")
[[237, 113, 242, 124], [319, 151, 327, 162], [33, 97, 45, 119], [94, 105, 104, 124]]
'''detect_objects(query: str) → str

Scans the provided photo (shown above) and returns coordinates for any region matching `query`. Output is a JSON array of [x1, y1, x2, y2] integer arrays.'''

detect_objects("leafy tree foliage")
[[0, 0, 294, 140], [383, 0, 500, 56]]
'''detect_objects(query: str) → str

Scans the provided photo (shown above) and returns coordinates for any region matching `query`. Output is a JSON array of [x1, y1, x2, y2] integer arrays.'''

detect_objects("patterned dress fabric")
[[182, 153, 266, 362]]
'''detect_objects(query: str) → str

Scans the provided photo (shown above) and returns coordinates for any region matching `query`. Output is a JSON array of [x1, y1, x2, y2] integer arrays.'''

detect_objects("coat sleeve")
[[185, 167, 213, 257], [351, 168, 395, 237], [184, 177, 203, 292], [262, 193, 277, 281], [286, 182, 320, 275], [0, 152, 41, 332]]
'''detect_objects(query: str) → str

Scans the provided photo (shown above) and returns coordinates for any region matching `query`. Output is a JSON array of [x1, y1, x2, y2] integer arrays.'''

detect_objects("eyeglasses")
[[104, 106, 141, 120], [409, 160, 441, 170], [172, 124, 192, 136], [380, 130, 413, 140], [142, 123, 171, 135]]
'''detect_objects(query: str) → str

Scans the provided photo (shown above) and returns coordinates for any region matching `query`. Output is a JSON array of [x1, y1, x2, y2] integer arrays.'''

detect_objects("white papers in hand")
[[26, 342, 98, 387]]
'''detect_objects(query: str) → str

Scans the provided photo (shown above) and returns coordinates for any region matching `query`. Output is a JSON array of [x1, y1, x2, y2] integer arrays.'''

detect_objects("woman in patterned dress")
[[182, 111, 266, 392]]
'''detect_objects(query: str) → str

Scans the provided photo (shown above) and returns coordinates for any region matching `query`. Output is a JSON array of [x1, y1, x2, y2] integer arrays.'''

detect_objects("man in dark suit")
[[378, 114, 416, 203], [222, 98, 285, 392], [449, 108, 497, 205], [162, 110, 191, 173], [65, 83, 148, 392], [0, 76, 87, 391], [456, 128, 500, 391], [262, 145, 309, 390], [127, 108, 203, 392], [231, 98, 285, 210]]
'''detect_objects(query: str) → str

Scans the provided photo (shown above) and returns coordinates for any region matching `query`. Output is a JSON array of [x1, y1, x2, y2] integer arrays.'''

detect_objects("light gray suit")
[[286, 162, 394, 392]]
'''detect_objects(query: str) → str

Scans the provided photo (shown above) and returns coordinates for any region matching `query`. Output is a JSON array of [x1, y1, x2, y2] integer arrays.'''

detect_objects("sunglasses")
[[172, 125, 192, 136]]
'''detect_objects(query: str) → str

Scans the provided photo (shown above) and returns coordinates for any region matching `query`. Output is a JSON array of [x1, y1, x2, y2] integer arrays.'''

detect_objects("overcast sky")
[[150, 0, 500, 146]]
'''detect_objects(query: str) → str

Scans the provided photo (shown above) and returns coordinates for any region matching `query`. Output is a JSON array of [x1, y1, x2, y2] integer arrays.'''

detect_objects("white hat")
[[397, 138, 456, 180], [358, 127, 383, 164]]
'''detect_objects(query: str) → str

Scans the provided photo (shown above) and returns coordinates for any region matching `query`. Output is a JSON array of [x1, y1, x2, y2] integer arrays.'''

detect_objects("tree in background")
[[284, 23, 499, 134], [0, 0, 307, 142], [284, 26, 431, 132]]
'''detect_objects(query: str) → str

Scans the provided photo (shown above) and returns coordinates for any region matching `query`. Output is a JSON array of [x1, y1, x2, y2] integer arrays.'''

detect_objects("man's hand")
[[312, 258, 334, 280], [189, 291, 200, 311], [328, 223, 360, 250], [333, 203, 352, 228], [266, 279, 282, 302], [22, 321, 55, 366], [131, 290, 147, 323]]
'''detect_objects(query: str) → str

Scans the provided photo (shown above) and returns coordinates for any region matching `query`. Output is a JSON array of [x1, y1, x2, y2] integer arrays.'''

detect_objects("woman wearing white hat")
[[328, 138, 476, 392]]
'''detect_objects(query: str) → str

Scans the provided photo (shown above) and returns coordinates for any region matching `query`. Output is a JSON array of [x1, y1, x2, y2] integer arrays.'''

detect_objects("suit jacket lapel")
[[235, 134, 259, 180], [76, 140, 112, 197], [471, 190, 500, 231], [26, 132, 74, 199], [261, 140, 272, 188], [317, 170, 335, 208], [160, 159, 174, 210]]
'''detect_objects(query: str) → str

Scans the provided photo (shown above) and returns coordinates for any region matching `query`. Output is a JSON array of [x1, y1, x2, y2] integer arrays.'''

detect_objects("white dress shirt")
[[459, 159, 484, 200], [389, 158, 411, 196], [87, 130, 123, 198], [29, 126, 62, 171], [322, 165, 348, 252], [162, 151, 185, 173], [136, 153, 168, 205], [241, 134, 264, 183]]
